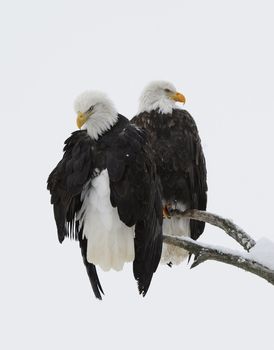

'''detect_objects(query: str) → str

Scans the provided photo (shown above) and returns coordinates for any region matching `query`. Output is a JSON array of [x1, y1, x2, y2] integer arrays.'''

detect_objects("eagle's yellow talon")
[[163, 206, 171, 219]]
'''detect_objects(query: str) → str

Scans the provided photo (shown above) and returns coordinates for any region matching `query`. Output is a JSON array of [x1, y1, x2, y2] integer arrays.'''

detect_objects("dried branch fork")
[[163, 209, 274, 285]]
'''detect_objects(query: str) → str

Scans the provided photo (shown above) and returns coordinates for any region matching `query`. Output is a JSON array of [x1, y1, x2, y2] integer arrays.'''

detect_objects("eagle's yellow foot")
[[163, 205, 172, 219]]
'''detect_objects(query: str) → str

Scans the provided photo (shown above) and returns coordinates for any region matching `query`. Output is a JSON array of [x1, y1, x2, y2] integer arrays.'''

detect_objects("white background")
[[1, 0, 274, 349]]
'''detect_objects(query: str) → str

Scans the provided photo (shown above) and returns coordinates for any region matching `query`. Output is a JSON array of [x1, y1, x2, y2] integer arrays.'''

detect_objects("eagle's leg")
[[164, 201, 174, 267]]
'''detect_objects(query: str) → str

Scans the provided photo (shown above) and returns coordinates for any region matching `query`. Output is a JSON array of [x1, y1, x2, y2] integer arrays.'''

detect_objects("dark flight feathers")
[[47, 131, 103, 298], [107, 124, 163, 295]]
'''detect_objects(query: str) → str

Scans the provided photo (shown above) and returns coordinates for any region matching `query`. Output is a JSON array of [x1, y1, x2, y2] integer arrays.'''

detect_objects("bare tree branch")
[[163, 235, 274, 285], [163, 209, 274, 285], [170, 209, 256, 251]]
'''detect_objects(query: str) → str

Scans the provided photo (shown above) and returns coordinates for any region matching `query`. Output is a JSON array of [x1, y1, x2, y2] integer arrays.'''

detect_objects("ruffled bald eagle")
[[47, 91, 163, 299], [132, 81, 207, 265]]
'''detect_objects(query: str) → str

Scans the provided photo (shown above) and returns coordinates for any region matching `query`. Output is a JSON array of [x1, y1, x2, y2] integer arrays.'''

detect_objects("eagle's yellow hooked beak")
[[171, 92, 186, 104], [76, 112, 88, 129]]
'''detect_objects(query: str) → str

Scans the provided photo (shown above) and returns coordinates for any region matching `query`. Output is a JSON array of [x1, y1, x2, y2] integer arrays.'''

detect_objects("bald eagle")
[[47, 91, 163, 299], [132, 81, 207, 265]]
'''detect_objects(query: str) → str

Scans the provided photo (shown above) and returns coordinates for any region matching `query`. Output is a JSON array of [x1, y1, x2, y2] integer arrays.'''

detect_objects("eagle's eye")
[[164, 88, 171, 93], [87, 105, 94, 113]]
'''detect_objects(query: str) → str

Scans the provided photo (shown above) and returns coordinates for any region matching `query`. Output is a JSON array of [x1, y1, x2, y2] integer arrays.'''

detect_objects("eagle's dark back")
[[132, 108, 207, 241]]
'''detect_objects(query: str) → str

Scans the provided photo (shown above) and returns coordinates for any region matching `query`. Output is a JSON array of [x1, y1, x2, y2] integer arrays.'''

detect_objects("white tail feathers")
[[79, 170, 135, 271], [161, 202, 190, 265]]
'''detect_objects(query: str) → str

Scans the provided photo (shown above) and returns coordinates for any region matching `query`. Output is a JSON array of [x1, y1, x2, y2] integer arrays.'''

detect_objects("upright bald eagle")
[[132, 81, 207, 265], [47, 91, 163, 299]]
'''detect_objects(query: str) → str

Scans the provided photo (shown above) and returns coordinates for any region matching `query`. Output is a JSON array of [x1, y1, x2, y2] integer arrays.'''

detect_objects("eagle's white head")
[[138, 80, 186, 114], [74, 90, 118, 140]]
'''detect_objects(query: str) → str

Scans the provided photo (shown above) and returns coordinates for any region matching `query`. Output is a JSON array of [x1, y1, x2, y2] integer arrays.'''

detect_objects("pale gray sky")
[[1, 0, 274, 349]]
